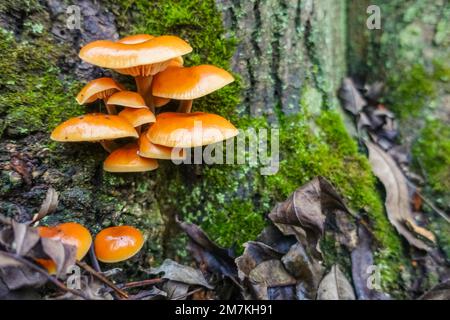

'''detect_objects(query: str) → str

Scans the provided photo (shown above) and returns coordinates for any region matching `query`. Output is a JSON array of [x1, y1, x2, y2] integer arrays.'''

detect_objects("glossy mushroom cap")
[[51, 114, 138, 142], [152, 65, 234, 100], [118, 108, 156, 127], [94, 226, 144, 263], [103, 143, 158, 172], [116, 34, 154, 44], [139, 130, 185, 160], [79, 35, 192, 76], [107, 91, 147, 109], [38, 222, 92, 260], [147, 112, 239, 148], [76, 78, 124, 105]]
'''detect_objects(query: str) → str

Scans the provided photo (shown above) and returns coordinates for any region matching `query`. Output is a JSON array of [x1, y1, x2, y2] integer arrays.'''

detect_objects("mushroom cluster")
[[51, 34, 239, 172], [36, 222, 144, 274]]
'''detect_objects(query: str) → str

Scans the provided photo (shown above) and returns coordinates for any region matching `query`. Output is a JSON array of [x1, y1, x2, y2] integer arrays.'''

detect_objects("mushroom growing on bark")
[[147, 112, 239, 148], [50, 113, 138, 152], [76, 77, 124, 114], [139, 129, 185, 160], [103, 143, 158, 172], [79, 35, 192, 111], [52, 33, 238, 174], [94, 226, 144, 263], [36, 222, 92, 274], [152, 65, 234, 113], [107, 91, 155, 134]]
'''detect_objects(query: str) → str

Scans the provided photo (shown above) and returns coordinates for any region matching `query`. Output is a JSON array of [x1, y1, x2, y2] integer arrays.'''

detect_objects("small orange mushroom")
[[37, 222, 92, 274], [118, 108, 155, 128], [147, 112, 239, 148], [103, 143, 158, 172], [50, 113, 138, 152], [152, 65, 234, 113], [94, 226, 144, 263], [139, 130, 185, 160], [107, 91, 148, 109], [79, 35, 192, 110], [76, 77, 124, 114]]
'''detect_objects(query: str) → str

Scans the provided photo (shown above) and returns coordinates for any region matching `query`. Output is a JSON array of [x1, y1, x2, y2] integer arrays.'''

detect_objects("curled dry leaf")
[[32, 187, 59, 223], [366, 141, 434, 250], [12, 220, 40, 256], [339, 78, 367, 115], [268, 176, 351, 256], [317, 265, 355, 300], [176, 218, 237, 279]]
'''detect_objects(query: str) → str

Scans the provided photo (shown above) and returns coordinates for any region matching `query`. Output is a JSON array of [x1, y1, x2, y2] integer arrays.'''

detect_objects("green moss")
[[112, 0, 240, 120], [0, 28, 83, 137], [413, 120, 450, 193], [386, 64, 436, 119]]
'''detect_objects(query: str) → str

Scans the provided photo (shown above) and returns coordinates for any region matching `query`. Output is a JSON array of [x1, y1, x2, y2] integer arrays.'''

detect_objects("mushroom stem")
[[178, 100, 193, 113], [135, 76, 155, 113], [103, 98, 117, 115], [100, 140, 118, 153]]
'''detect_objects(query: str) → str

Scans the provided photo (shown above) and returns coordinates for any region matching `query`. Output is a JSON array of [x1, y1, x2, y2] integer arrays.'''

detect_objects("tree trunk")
[[0, 0, 447, 297]]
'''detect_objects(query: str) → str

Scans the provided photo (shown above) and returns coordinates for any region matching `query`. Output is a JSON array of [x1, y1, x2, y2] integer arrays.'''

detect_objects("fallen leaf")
[[267, 285, 297, 300], [177, 219, 237, 279], [40, 237, 77, 276], [32, 187, 59, 223], [281, 242, 323, 298], [366, 141, 433, 250], [364, 81, 384, 102], [317, 265, 355, 300], [163, 280, 190, 300], [0, 251, 23, 268], [12, 220, 40, 256], [269, 177, 351, 256], [339, 78, 367, 115], [147, 259, 213, 289], [351, 225, 391, 300]]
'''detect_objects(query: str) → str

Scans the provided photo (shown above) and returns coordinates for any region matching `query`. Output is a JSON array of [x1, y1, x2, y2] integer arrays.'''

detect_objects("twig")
[[118, 278, 164, 290], [1, 251, 89, 300], [76, 261, 128, 299], [405, 180, 450, 223]]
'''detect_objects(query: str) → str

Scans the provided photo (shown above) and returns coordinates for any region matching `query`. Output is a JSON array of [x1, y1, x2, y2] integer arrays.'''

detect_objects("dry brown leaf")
[[339, 78, 367, 115], [317, 265, 355, 300], [366, 141, 433, 250], [32, 187, 59, 223]]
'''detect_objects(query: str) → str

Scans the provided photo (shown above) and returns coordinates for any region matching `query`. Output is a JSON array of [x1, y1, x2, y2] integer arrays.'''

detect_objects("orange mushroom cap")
[[116, 34, 154, 44], [147, 112, 239, 148], [153, 96, 171, 108], [51, 114, 138, 142], [94, 226, 144, 263], [152, 65, 234, 100], [118, 107, 156, 127], [79, 35, 192, 76], [38, 222, 92, 260], [103, 143, 158, 172], [76, 77, 124, 105], [107, 91, 147, 109], [139, 130, 185, 160]]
